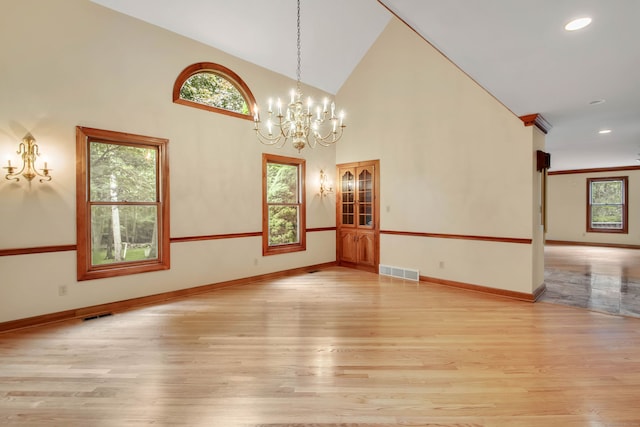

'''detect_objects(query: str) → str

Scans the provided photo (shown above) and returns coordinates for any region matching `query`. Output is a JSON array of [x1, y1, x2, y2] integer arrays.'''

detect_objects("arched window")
[[173, 62, 256, 120]]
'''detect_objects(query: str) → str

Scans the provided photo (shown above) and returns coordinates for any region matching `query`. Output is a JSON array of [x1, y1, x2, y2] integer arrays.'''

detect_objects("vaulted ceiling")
[[92, 0, 640, 171]]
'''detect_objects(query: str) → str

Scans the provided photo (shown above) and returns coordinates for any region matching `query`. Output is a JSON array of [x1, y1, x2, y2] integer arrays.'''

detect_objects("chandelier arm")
[[6, 143, 27, 180], [255, 118, 294, 149], [312, 126, 346, 146], [5, 165, 24, 181], [255, 130, 285, 147]]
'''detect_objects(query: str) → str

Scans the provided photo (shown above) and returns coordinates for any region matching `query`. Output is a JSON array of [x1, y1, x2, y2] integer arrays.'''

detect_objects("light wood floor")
[[1, 267, 640, 426]]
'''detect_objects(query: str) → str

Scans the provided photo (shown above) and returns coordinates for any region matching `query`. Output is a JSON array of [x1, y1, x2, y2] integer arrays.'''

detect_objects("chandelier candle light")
[[253, 0, 346, 152]]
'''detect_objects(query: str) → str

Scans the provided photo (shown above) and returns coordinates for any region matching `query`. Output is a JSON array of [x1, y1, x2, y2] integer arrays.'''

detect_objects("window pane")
[[90, 142, 157, 202], [90, 205, 158, 265], [591, 181, 622, 204], [266, 163, 298, 204], [359, 203, 373, 226], [591, 205, 623, 229], [268, 205, 299, 246], [180, 72, 249, 114], [342, 171, 354, 193]]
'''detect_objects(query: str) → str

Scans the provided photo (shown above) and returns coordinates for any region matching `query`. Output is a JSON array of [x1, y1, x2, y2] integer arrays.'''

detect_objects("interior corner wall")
[[0, 0, 336, 323], [547, 169, 640, 245], [336, 18, 537, 294]]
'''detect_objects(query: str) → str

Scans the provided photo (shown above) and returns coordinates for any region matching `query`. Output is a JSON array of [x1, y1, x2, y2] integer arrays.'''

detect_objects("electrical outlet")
[[439, 261, 445, 269], [58, 285, 67, 296]]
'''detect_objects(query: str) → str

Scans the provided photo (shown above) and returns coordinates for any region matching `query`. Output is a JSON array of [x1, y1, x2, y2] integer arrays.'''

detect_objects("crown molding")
[[519, 113, 552, 134]]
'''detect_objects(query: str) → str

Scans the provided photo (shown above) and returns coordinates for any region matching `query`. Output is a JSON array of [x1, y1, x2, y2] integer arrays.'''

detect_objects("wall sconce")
[[319, 169, 333, 197], [3, 133, 52, 183]]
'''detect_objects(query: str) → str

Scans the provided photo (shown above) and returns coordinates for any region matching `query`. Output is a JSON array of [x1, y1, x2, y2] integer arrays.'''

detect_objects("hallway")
[[541, 244, 640, 318]]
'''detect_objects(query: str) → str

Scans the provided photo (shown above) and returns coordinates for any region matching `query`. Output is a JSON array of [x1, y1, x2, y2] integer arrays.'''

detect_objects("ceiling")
[[92, 0, 640, 171]]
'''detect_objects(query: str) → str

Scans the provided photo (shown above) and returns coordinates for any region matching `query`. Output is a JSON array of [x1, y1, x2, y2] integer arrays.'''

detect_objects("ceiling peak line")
[[376, 0, 519, 122]]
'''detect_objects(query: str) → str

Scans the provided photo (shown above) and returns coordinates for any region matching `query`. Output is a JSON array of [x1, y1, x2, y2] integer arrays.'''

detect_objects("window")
[[76, 127, 170, 280], [587, 176, 628, 233], [262, 154, 306, 256], [173, 62, 257, 120]]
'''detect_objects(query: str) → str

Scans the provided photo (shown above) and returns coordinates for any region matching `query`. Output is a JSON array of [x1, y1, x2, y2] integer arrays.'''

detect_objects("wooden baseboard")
[[546, 240, 640, 250], [532, 283, 547, 301], [0, 261, 337, 334], [419, 275, 541, 302]]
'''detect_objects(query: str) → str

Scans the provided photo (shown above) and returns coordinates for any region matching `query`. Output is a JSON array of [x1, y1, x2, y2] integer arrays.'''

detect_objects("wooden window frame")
[[586, 176, 628, 234], [76, 126, 170, 281], [173, 62, 257, 120], [262, 153, 306, 256]]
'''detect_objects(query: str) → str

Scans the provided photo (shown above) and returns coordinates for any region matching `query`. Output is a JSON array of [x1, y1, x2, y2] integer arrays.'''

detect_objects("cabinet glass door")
[[358, 168, 373, 227], [341, 170, 355, 225]]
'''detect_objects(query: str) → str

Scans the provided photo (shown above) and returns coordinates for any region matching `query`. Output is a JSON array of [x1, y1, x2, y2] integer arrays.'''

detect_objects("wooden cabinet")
[[339, 229, 375, 266], [336, 161, 379, 271]]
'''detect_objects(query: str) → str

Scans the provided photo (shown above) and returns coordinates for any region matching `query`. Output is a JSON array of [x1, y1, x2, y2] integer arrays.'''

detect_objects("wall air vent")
[[379, 264, 419, 281]]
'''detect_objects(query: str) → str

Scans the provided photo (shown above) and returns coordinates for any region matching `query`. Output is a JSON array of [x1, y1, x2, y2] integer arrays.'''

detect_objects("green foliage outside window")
[[266, 163, 299, 246], [590, 179, 623, 229], [89, 142, 159, 265], [179, 72, 249, 115]]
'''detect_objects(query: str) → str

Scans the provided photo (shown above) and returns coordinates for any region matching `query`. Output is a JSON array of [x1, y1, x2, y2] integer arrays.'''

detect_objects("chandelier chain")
[[296, 0, 301, 95]]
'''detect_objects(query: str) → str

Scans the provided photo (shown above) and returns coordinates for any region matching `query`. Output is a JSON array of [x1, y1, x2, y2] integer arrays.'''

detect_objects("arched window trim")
[[173, 62, 257, 121]]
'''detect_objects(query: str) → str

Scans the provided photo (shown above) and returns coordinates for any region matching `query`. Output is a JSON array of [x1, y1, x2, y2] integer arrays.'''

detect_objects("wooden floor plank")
[[1, 266, 639, 426]]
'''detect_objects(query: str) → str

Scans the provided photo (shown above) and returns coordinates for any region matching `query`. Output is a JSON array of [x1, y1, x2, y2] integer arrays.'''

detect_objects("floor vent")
[[379, 264, 420, 281], [83, 312, 113, 321]]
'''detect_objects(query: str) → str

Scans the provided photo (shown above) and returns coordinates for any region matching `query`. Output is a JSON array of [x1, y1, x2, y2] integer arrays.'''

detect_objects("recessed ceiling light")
[[565, 17, 592, 31], [598, 129, 612, 134], [589, 99, 605, 105]]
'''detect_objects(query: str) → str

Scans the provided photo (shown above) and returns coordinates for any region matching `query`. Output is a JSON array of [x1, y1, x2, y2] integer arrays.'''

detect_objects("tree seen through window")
[[89, 142, 159, 265], [173, 63, 256, 120], [180, 72, 249, 114], [262, 154, 306, 255], [587, 176, 628, 233]]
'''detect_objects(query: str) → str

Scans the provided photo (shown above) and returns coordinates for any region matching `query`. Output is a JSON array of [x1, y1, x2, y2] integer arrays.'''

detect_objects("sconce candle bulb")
[[4, 133, 52, 183]]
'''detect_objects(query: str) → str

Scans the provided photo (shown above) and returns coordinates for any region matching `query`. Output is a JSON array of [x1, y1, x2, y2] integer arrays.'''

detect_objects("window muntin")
[[587, 176, 628, 233], [262, 154, 306, 255], [76, 127, 170, 280], [173, 62, 257, 120]]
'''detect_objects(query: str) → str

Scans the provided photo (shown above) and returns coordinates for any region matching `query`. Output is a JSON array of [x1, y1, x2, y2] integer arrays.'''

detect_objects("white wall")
[[336, 18, 541, 294], [0, 0, 336, 323], [547, 169, 640, 245]]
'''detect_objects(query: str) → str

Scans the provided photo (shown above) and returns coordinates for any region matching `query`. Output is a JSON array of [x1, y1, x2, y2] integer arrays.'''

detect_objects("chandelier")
[[253, 0, 345, 152]]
